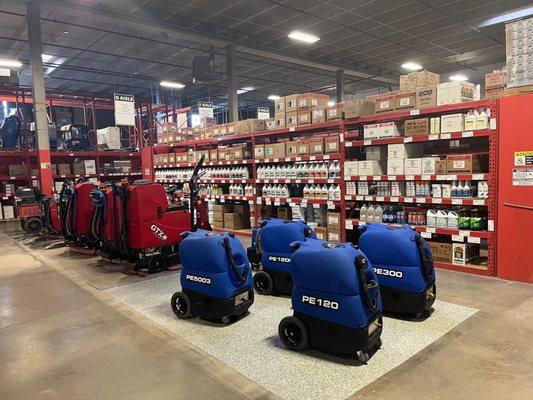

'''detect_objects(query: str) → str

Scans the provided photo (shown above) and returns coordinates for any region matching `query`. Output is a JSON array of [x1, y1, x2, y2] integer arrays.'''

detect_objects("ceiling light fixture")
[[241, 86, 255, 91], [401, 62, 423, 71], [0, 58, 22, 68], [288, 30, 320, 43], [268, 95, 280, 100], [328, 101, 335, 106], [160, 80, 185, 89], [479, 5, 533, 27], [449, 74, 468, 82]]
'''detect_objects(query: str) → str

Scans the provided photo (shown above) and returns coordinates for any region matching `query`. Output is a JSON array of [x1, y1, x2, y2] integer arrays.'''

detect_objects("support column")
[[27, 1, 52, 195], [336, 69, 345, 103], [226, 45, 238, 122]]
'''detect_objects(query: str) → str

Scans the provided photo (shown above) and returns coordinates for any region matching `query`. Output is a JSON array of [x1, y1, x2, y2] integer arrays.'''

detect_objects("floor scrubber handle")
[[355, 255, 378, 312], [223, 236, 248, 282], [188, 155, 205, 232], [415, 235, 433, 281]]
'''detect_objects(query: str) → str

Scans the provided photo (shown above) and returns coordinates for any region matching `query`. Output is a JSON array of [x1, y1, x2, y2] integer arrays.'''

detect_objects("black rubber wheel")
[[376, 338, 383, 349], [20, 219, 27, 231], [278, 316, 308, 351], [355, 350, 370, 364], [148, 256, 167, 273], [25, 217, 43, 234], [171, 291, 192, 319], [254, 271, 274, 295]]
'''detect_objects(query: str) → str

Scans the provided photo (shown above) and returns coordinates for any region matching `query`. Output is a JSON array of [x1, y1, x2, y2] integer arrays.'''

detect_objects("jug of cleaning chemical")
[[436, 210, 448, 228], [447, 210, 459, 229], [426, 209, 437, 227]]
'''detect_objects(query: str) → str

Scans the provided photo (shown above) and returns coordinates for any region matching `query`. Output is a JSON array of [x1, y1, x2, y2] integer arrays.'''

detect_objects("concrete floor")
[[1, 222, 532, 400]]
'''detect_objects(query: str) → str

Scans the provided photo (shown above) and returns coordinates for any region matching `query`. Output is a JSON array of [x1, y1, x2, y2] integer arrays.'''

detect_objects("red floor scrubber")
[[16, 187, 62, 236], [88, 157, 210, 274], [59, 179, 98, 253]]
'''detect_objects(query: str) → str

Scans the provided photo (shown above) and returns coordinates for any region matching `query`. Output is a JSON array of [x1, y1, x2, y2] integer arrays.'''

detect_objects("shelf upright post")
[[251, 131, 258, 227], [339, 121, 347, 242], [27, 1, 52, 195], [487, 100, 498, 277]]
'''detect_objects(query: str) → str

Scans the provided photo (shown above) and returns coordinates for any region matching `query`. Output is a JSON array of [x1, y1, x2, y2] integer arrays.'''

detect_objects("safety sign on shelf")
[[512, 168, 533, 186], [514, 151, 533, 166]]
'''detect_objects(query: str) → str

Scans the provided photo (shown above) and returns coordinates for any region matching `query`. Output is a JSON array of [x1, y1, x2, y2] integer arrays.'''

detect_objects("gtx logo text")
[[301, 295, 339, 310], [268, 255, 291, 263], [150, 224, 168, 240], [373, 267, 403, 279], [185, 274, 211, 285]]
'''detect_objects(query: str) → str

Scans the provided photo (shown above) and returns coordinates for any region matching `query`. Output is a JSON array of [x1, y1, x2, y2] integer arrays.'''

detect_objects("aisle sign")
[[257, 107, 270, 120], [114, 93, 135, 126], [198, 101, 213, 118]]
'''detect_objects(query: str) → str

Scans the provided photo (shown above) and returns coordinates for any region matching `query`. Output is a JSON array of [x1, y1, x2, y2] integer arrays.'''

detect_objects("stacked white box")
[[506, 17, 533, 87]]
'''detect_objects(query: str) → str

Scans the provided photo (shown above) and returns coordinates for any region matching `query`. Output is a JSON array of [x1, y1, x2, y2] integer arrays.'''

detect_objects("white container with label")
[[436, 210, 448, 228], [447, 211, 459, 229]]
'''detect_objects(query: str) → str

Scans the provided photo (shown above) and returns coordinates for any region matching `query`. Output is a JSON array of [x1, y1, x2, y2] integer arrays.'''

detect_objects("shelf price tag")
[[468, 237, 481, 244], [390, 196, 399, 202], [313, 203, 320, 209], [301, 199, 308, 207], [323, 155, 330, 160], [433, 198, 442, 204], [440, 133, 451, 139], [490, 118, 497, 130], [406, 175, 414, 181], [365, 196, 373, 201], [410, 109, 420, 116], [416, 197, 426, 203], [473, 199, 485, 206], [429, 134, 439, 141], [327, 201, 335, 210], [274, 199, 281, 206], [289, 127, 295, 132], [345, 220, 353, 229], [309, 156, 316, 161], [375, 196, 384, 202], [387, 175, 396, 180], [426, 227, 436, 233], [452, 235, 464, 242], [462, 131, 474, 138], [472, 174, 484, 180], [404, 137, 413, 143], [363, 139, 372, 146], [295, 179, 301, 183], [359, 175, 368, 181], [220, 198, 225, 203], [452, 199, 462, 205], [436, 174, 447, 180], [373, 175, 382, 181], [404, 197, 413, 202], [421, 232, 432, 239], [488, 220, 494, 231], [458, 230, 471, 237], [356, 195, 364, 201], [421, 174, 431, 181]]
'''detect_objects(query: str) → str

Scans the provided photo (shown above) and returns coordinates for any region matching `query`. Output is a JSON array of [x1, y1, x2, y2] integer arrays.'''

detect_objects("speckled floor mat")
[[106, 274, 477, 400]]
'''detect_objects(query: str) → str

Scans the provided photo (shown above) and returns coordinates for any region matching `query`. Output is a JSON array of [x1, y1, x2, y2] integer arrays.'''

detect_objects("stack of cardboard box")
[[223, 204, 251, 230], [326, 212, 341, 242], [506, 18, 533, 90], [485, 71, 507, 100]]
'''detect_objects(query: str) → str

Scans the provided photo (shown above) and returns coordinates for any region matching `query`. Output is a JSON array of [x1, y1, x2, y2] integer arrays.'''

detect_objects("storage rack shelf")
[[150, 99, 498, 277]]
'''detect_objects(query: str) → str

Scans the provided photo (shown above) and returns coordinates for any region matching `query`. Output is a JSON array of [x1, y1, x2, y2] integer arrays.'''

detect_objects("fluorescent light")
[[42, 54, 54, 63], [241, 86, 255, 91], [449, 74, 468, 82], [288, 30, 320, 44], [479, 5, 533, 27], [328, 101, 335, 106], [0, 58, 22, 68], [160, 80, 185, 89], [268, 95, 280, 100], [401, 62, 423, 71]]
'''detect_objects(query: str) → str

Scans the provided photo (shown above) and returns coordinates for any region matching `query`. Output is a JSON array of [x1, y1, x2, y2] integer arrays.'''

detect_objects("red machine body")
[[48, 203, 62, 233], [73, 182, 97, 236], [125, 183, 189, 249], [99, 187, 124, 244]]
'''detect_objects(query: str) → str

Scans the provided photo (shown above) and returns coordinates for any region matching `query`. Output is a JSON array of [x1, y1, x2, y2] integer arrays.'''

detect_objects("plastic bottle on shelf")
[[282, 184, 290, 198], [463, 180, 471, 198], [360, 204, 368, 223], [334, 185, 341, 201], [374, 204, 383, 223], [447, 210, 459, 229], [319, 184, 328, 200], [328, 185, 335, 200], [367, 204, 375, 223], [303, 184, 310, 199], [320, 163, 328, 179], [426, 209, 437, 227], [451, 180, 458, 198]]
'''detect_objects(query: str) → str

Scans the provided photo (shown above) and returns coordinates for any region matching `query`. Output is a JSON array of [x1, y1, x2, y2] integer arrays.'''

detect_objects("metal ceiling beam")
[[30, 0, 397, 86]]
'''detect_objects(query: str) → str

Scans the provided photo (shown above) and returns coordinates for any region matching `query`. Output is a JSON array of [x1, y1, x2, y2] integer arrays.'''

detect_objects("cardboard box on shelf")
[[400, 70, 440, 90], [358, 160, 384, 175], [277, 206, 291, 220], [233, 204, 250, 216], [275, 97, 285, 113], [387, 158, 404, 175], [265, 142, 286, 159], [214, 204, 233, 214], [363, 122, 400, 139], [327, 212, 341, 230], [395, 91, 416, 109], [227, 121, 245, 135], [324, 136, 340, 154], [254, 144, 265, 159], [311, 107, 327, 123], [366, 145, 387, 161], [504, 84, 533, 97], [375, 94, 395, 113], [344, 99, 375, 118], [224, 212, 249, 230], [73, 162, 85, 175], [285, 94, 298, 112], [440, 113, 465, 133], [57, 164, 71, 176], [297, 108, 312, 125], [314, 226, 327, 240], [485, 71, 506, 89], [327, 103, 344, 120], [446, 154, 483, 173], [437, 82, 475, 105], [416, 85, 437, 108], [265, 118, 277, 131], [167, 153, 176, 165], [275, 114, 285, 128], [243, 118, 265, 133], [327, 229, 341, 243], [233, 143, 252, 160], [309, 137, 324, 155], [404, 158, 422, 175], [297, 139, 310, 155], [285, 141, 299, 157], [452, 243, 479, 266], [344, 161, 359, 178], [485, 87, 505, 100], [213, 220, 224, 228], [387, 143, 423, 159], [286, 111, 298, 127], [428, 242, 452, 263], [209, 149, 218, 162], [297, 93, 329, 109], [421, 157, 447, 174], [404, 118, 430, 136], [8, 164, 28, 176]]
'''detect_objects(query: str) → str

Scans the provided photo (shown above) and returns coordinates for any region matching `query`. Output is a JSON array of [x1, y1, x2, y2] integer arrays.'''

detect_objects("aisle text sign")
[[114, 93, 135, 126]]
